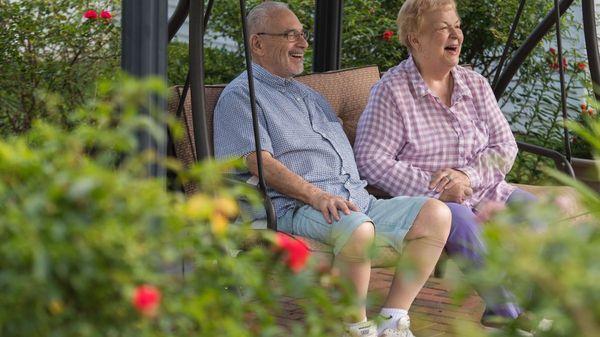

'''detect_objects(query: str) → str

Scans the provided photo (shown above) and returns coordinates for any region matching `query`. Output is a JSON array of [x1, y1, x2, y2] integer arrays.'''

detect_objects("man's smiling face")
[[255, 8, 308, 78]]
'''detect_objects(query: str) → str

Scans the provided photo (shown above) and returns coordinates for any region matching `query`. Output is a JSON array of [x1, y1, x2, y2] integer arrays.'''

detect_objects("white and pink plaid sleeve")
[[456, 76, 517, 190]]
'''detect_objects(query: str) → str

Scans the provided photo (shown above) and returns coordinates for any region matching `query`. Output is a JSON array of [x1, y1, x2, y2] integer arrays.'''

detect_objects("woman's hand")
[[438, 183, 473, 203], [430, 168, 471, 192]]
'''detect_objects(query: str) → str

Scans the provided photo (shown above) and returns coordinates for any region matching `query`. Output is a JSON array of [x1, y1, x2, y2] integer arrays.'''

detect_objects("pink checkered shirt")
[[354, 56, 517, 208]]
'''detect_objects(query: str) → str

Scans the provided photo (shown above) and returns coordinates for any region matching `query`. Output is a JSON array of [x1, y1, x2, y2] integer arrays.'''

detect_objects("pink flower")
[[132, 285, 161, 317], [84, 10, 98, 19], [100, 10, 112, 19], [274, 232, 310, 273], [549, 47, 556, 55], [382, 30, 394, 42]]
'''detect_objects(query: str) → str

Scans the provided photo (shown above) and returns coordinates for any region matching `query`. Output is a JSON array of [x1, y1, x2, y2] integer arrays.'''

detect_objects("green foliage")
[[168, 42, 244, 85], [506, 47, 591, 184], [198, 0, 556, 73], [455, 121, 600, 337], [0, 0, 121, 136], [0, 75, 357, 337]]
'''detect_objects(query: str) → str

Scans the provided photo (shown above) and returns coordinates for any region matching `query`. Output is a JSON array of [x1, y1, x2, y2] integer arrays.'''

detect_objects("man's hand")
[[438, 183, 473, 203], [430, 168, 471, 192], [308, 191, 359, 224]]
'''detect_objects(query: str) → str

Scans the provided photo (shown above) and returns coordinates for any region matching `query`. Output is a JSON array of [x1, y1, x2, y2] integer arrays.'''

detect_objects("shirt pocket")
[[461, 101, 489, 152]]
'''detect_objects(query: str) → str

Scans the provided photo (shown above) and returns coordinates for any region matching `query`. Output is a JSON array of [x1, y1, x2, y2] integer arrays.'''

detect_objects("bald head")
[[247, 1, 290, 35]]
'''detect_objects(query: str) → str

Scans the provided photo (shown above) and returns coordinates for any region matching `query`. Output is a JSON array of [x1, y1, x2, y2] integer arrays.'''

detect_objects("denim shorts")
[[278, 196, 428, 255]]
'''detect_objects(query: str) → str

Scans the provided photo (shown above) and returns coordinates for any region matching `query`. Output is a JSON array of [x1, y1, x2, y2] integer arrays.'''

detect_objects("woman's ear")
[[408, 33, 420, 51]]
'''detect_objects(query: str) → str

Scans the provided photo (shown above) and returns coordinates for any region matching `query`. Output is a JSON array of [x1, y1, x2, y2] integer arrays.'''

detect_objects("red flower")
[[577, 62, 586, 71], [588, 107, 596, 117], [132, 285, 161, 317], [382, 30, 394, 42], [562, 57, 568, 68], [549, 47, 556, 55], [84, 10, 98, 19], [274, 232, 310, 273], [100, 10, 112, 19], [550, 62, 559, 70]]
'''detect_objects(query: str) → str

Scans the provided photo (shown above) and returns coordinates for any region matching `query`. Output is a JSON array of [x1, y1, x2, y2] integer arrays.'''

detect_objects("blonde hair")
[[396, 0, 457, 49]]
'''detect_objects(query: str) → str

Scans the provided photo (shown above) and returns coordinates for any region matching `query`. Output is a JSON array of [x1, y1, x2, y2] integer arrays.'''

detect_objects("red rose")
[[382, 30, 394, 42], [100, 10, 112, 19], [549, 47, 556, 55], [274, 232, 310, 273], [577, 62, 586, 71], [132, 285, 161, 317], [84, 10, 98, 19]]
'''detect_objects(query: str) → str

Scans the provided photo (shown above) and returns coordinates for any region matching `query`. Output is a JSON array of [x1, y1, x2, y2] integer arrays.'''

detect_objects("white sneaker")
[[379, 315, 415, 337], [343, 320, 378, 337]]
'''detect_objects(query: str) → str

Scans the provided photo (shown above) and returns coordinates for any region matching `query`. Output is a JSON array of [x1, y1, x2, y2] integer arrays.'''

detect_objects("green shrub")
[[0, 0, 121, 136], [0, 75, 358, 337], [454, 120, 600, 337], [168, 42, 245, 86]]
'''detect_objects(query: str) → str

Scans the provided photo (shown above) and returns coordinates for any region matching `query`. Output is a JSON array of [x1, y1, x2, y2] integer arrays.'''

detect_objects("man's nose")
[[297, 35, 309, 48]]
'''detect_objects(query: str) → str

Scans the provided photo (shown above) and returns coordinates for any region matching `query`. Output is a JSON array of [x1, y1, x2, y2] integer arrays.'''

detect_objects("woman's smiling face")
[[410, 6, 463, 71]]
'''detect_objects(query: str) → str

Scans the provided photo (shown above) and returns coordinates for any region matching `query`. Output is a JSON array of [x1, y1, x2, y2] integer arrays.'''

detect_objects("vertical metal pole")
[[121, 0, 168, 178], [189, 0, 211, 160], [553, 0, 572, 162], [492, 0, 527, 90], [239, 0, 277, 231], [582, 0, 600, 101], [313, 0, 343, 72]]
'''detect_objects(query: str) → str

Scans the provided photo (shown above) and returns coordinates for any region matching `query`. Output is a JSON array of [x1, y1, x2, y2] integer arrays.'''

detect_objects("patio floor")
[[276, 267, 487, 336]]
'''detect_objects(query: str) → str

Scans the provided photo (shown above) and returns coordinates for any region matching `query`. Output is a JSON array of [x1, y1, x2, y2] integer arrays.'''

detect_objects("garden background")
[[0, 0, 598, 336]]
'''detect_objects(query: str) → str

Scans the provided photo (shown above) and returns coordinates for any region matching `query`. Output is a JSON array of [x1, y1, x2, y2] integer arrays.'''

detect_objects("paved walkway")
[[276, 268, 487, 336]]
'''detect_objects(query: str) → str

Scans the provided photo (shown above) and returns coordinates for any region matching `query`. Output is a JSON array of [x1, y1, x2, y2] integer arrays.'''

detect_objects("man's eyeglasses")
[[256, 30, 311, 42]]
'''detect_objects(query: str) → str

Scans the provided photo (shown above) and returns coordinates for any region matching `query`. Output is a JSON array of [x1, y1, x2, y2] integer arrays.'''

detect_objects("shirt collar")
[[450, 67, 472, 103], [405, 55, 472, 103], [405, 55, 430, 98], [251, 63, 310, 97]]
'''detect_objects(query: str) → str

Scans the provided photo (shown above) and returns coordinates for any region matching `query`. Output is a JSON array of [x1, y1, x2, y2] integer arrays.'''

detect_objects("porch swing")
[[164, 0, 597, 265]]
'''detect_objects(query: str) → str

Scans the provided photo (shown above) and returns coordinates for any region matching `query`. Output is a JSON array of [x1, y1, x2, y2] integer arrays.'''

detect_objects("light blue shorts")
[[278, 196, 428, 255]]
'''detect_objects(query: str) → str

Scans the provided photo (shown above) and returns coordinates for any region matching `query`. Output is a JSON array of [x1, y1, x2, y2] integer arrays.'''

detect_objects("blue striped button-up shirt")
[[214, 63, 373, 218]]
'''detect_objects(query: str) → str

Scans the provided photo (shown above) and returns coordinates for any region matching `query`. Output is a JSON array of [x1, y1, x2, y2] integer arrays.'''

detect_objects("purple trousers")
[[444, 188, 537, 319]]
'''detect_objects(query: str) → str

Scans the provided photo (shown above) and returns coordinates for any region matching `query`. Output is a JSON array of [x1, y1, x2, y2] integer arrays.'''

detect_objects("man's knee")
[[407, 199, 451, 240], [339, 221, 375, 260]]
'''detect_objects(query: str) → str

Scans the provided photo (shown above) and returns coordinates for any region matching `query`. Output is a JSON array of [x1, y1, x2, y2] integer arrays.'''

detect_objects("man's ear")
[[250, 35, 264, 56]]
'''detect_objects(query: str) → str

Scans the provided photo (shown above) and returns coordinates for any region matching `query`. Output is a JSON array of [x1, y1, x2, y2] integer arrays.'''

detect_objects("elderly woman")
[[354, 0, 537, 329]]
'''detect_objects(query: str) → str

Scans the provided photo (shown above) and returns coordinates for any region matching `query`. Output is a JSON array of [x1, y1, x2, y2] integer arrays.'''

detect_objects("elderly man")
[[214, 2, 451, 337]]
